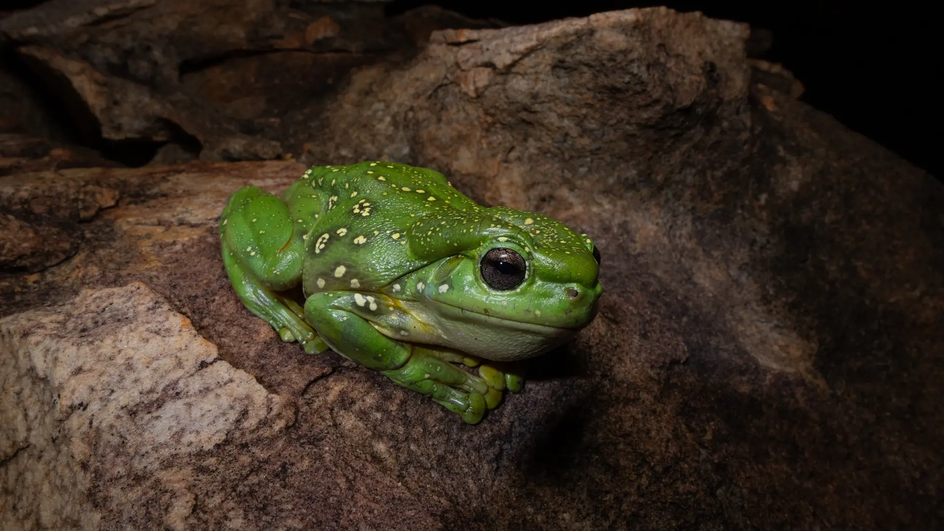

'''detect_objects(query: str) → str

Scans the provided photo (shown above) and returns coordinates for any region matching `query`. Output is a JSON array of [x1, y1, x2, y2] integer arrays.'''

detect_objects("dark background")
[[3, 0, 938, 178]]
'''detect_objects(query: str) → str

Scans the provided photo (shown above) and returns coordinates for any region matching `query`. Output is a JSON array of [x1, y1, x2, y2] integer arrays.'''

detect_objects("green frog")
[[220, 162, 601, 423]]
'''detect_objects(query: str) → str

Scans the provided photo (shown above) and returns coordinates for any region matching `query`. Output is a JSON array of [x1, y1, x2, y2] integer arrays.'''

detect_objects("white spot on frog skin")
[[402, 187, 411, 191], [428, 196, 436, 201], [350, 279, 360, 288], [334, 265, 346, 277], [222, 219, 227, 225], [252, 218, 257, 222], [416, 189, 425, 194], [535, 310, 542, 317], [245, 246, 252, 252], [259, 230, 265, 234], [438, 284, 448, 293], [337, 228, 348, 236], [366, 296, 378, 311], [369, 162, 377, 166], [399, 330, 409, 336], [315, 233, 329, 253], [377, 176, 386, 181], [354, 293, 366, 307], [353, 235, 367, 245], [501, 300, 508, 307], [498, 236, 508, 242], [392, 233, 401, 239], [350, 191, 358, 198], [317, 278, 325, 288], [525, 218, 534, 225], [392, 283, 401, 292], [417, 282, 425, 291]]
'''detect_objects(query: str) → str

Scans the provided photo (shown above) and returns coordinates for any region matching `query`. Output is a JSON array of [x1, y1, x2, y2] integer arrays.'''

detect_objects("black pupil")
[[481, 248, 526, 290], [495, 260, 519, 275]]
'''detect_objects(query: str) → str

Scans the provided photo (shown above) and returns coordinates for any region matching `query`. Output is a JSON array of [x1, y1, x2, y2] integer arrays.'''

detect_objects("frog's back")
[[283, 162, 478, 294]]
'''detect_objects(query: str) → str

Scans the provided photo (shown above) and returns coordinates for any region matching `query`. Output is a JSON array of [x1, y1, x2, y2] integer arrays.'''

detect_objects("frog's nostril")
[[566, 287, 580, 299]]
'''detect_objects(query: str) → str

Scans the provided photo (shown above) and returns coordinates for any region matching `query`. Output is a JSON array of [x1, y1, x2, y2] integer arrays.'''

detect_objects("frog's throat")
[[427, 298, 591, 332], [388, 299, 574, 361]]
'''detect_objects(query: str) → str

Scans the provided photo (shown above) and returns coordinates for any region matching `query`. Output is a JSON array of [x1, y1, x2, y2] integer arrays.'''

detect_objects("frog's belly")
[[377, 299, 575, 362]]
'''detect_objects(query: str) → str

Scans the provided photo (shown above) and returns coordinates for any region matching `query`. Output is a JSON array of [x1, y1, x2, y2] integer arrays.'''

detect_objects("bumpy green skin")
[[220, 162, 601, 423]]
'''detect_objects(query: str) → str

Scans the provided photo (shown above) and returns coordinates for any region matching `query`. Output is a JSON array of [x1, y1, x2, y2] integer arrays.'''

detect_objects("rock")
[[0, 283, 291, 531], [0, 134, 122, 177], [1, 6, 941, 531], [0, 0, 499, 163]]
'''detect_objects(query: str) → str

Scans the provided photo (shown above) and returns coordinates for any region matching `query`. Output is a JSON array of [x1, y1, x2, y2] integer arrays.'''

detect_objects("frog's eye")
[[592, 245, 601, 265], [481, 248, 527, 290]]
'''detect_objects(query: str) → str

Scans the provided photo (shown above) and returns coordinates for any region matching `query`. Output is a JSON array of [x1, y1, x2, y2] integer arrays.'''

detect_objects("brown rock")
[[0, 6, 941, 531], [0, 0, 497, 163], [0, 134, 121, 176]]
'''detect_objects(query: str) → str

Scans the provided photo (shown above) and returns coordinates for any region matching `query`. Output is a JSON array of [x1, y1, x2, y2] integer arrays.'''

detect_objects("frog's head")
[[403, 206, 602, 362]]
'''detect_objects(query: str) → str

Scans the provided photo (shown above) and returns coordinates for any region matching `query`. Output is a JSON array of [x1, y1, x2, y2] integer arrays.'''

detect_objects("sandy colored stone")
[[0, 283, 290, 531]]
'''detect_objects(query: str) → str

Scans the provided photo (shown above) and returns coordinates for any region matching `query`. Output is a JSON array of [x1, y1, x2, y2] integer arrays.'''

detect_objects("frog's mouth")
[[385, 296, 589, 361], [433, 299, 595, 332]]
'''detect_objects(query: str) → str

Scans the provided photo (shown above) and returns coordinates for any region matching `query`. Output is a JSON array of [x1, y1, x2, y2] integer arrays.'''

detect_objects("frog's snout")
[[565, 282, 602, 304]]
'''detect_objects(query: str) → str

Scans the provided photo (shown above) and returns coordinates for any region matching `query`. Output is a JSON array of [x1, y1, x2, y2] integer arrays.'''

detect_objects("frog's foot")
[[476, 361, 525, 394], [275, 296, 329, 354], [221, 246, 327, 354], [382, 347, 519, 424]]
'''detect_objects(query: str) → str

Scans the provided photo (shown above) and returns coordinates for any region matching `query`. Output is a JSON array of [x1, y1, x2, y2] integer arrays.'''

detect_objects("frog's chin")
[[393, 299, 588, 362]]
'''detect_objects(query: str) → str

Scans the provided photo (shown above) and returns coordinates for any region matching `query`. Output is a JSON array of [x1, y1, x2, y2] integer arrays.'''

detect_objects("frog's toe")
[[477, 361, 525, 393], [302, 335, 329, 354], [505, 372, 524, 393], [278, 327, 297, 342], [483, 387, 503, 409], [432, 390, 486, 425], [478, 364, 506, 391]]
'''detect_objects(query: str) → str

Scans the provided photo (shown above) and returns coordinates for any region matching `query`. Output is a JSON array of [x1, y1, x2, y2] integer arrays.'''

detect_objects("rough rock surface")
[[1, 283, 291, 531], [1, 6, 942, 531], [0, 0, 501, 162]]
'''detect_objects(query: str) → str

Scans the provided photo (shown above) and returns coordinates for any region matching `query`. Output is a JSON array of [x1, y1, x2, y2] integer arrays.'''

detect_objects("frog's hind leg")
[[303, 291, 508, 424], [220, 186, 328, 354]]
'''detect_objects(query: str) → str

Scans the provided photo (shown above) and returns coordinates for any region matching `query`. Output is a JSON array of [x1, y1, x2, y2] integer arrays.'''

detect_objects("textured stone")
[[0, 283, 290, 531], [0, 0, 497, 162], [0, 6, 941, 531]]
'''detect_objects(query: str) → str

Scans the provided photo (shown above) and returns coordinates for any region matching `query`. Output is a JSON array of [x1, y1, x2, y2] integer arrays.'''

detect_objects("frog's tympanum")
[[220, 162, 601, 423]]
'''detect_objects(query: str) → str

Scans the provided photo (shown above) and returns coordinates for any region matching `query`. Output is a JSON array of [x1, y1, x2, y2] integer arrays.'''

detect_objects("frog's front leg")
[[304, 292, 508, 424], [220, 186, 327, 353]]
